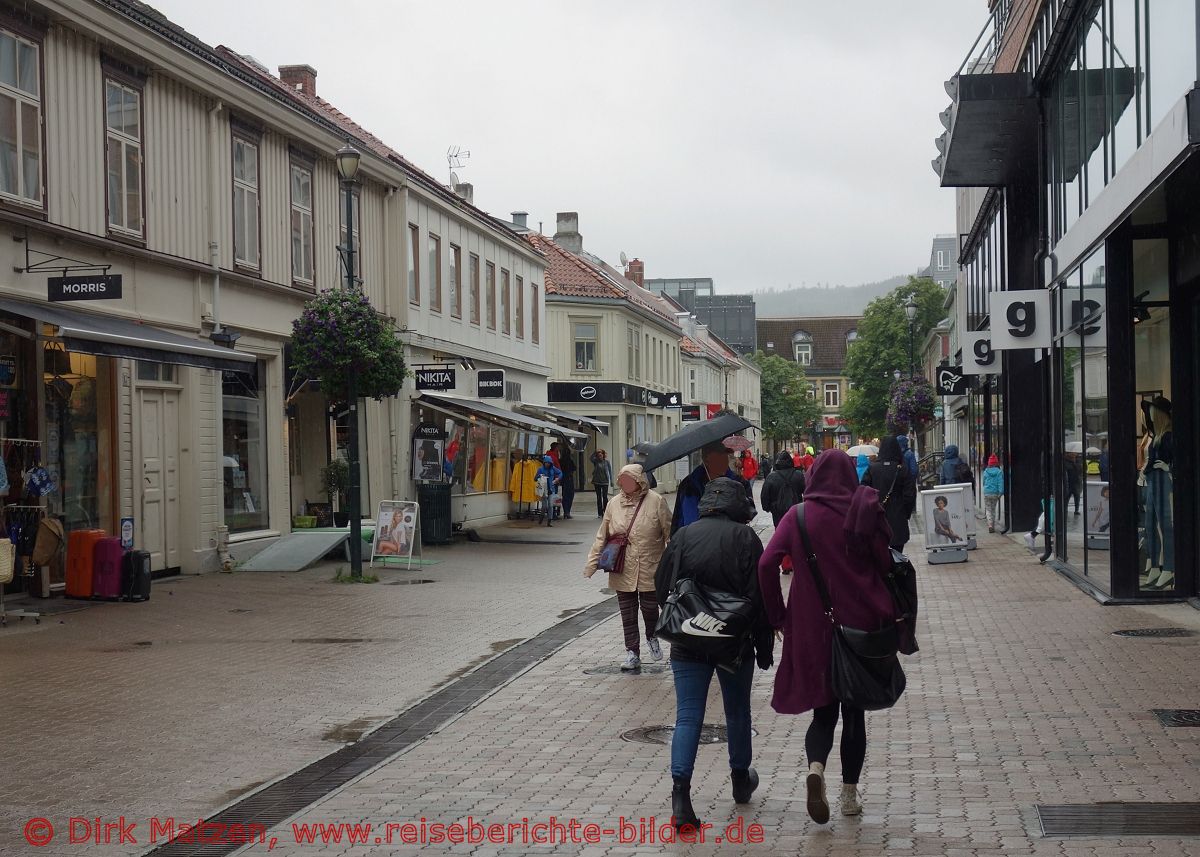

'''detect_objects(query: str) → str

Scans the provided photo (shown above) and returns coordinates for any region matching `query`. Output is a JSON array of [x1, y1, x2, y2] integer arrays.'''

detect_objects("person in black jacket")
[[655, 477, 774, 831], [862, 435, 917, 551], [761, 450, 806, 527]]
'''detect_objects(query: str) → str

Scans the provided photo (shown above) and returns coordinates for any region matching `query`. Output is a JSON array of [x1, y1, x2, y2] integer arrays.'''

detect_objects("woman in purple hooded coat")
[[758, 450, 896, 825]]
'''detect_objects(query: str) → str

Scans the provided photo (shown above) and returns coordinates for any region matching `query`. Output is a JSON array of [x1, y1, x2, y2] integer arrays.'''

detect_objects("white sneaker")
[[805, 762, 829, 824], [647, 638, 664, 661], [620, 650, 641, 671], [840, 783, 862, 816]]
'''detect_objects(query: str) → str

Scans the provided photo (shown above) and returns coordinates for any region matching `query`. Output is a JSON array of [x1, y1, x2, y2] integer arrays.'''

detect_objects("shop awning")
[[517, 403, 610, 435], [0, 297, 256, 373], [417, 393, 587, 441]]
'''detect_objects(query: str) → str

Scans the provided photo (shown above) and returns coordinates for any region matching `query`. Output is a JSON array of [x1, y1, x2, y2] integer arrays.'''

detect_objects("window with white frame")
[[689, 367, 696, 400], [574, 321, 597, 371], [806, 382, 816, 400], [232, 134, 259, 268], [936, 249, 949, 270], [792, 330, 813, 365], [105, 79, 142, 234], [0, 29, 41, 206], [289, 163, 313, 285], [530, 281, 539, 343], [627, 324, 641, 379], [449, 244, 461, 318], [515, 274, 524, 339], [428, 233, 442, 312], [500, 268, 510, 334], [485, 262, 496, 330], [339, 185, 361, 282], [469, 254, 480, 324], [824, 382, 840, 408]]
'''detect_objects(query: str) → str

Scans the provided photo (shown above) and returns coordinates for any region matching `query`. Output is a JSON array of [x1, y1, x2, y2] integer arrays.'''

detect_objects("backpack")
[[953, 460, 973, 484], [770, 471, 803, 519]]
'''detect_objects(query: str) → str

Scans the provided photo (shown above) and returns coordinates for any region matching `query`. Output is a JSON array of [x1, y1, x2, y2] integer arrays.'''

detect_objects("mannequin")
[[1141, 396, 1174, 590]]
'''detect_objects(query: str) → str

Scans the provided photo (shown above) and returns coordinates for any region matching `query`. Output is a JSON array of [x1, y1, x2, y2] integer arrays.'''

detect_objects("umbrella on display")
[[639, 412, 755, 472], [845, 444, 879, 457]]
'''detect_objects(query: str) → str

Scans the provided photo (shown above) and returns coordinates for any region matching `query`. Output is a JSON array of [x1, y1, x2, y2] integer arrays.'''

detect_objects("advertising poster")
[[1086, 481, 1110, 535], [413, 437, 445, 482], [922, 487, 968, 547], [370, 500, 420, 570], [941, 481, 978, 542]]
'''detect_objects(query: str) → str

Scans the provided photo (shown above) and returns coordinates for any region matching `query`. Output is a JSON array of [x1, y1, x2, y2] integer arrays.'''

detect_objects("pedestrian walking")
[[757, 451, 898, 824], [939, 444, 972, 488], [862, 436, 917, 551], [590, 449, 613, 518], [560, 443, 578, 519], [585, 465, 672, 670], [1064, 453, 1082, 516], [762, 450, 806, 575], [800, 446, 815, 471], [982, 454, 1004, 533], [741, 450, 759, 481], [759, 452, 772, 480], [855, 453, 870, 483], [897, 435, 918, 479], [671, 441, 754, 534], [654, 477, 774, 831], [534, 455, 562, 527]]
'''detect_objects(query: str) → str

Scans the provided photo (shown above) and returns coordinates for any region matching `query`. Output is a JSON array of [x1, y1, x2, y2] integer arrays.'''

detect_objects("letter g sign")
[[989, 290, 1051, 351]]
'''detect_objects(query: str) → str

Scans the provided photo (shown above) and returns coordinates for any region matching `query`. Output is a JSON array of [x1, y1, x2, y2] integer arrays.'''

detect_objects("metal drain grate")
[[1152, 709, 1200, 727], [382, 579, 435, 586], [1038, 803, 1200, 836], [621, 724, 756, 746], [583, 664, 668, 675], [1113, 628, 1198, 638]]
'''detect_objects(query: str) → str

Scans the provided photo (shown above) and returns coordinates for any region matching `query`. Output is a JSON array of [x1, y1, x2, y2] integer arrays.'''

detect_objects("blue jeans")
[[670, 657, 754, 780]]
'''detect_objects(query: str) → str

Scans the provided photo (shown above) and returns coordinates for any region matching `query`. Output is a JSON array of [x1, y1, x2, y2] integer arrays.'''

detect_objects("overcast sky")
[[152, 1, 985, 293]]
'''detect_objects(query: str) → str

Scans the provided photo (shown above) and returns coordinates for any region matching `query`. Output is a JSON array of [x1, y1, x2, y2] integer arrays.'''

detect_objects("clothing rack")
[[2, 503, 43, 627], [1, 438, 42, 445]]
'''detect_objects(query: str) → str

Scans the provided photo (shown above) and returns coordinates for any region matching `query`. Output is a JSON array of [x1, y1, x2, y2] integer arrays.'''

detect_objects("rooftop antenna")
[[619, 251, 629, 267], [447, 145, 470, 188]]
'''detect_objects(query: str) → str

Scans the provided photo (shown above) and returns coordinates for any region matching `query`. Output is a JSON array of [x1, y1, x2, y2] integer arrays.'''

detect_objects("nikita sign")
[[414, 367, 456, 392]]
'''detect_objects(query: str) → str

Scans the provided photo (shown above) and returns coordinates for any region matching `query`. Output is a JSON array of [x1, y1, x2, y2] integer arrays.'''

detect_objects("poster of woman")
[[413, 437, 445, 482], [370, 501, 420, 569], [922, 488, 967, 546]]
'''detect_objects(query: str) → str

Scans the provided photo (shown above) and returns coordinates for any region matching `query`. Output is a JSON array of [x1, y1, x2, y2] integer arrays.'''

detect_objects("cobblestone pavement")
[[0, 515, 615, 857], [6, 496, 1200, 856], [226, 526, 1200, 857]]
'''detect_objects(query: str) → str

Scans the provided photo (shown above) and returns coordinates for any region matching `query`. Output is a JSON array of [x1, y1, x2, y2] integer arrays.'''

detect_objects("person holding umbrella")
[[671, 439, 755, 535]]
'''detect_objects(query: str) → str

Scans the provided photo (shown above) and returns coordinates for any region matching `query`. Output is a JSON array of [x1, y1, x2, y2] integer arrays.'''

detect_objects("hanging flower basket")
[[886, 376, 936, 435], [290, 289, 408, 402]]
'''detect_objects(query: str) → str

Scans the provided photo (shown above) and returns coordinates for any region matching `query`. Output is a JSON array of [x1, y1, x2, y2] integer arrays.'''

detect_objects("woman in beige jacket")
[[585, 464, 673, 670]]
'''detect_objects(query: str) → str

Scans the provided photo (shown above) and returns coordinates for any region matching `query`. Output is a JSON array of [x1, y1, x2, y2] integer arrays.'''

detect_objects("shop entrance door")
[[136, 388, 180, 571]]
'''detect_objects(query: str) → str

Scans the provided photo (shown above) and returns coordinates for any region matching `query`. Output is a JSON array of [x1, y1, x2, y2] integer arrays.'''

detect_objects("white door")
[[136, 388, 181, 570]]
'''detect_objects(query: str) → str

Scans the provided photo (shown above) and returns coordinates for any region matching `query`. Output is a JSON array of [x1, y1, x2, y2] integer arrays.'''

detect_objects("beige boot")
[[840, 783, 863, 816], [805, 762, 830, 824]]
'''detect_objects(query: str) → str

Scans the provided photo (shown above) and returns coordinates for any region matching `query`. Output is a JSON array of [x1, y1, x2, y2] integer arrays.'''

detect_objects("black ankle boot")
[[671, 777, 700, 830], [731, 767, 759, 804]]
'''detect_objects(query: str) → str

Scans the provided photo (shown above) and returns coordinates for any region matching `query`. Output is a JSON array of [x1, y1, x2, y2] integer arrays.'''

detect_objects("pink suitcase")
[[92, 537, 124, 600]]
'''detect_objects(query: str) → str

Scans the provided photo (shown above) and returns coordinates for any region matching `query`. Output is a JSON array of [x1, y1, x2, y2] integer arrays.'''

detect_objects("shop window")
[[43, 349, 113, 533], [464, 422, 489, 493], [484, 427, 513, 493], [445, 419, 468, 493], [0, 28, 41, 206], [222, 364, 268, 532]]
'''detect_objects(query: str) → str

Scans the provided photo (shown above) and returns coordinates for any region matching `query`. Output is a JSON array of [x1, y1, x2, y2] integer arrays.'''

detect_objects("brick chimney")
[[625, 258, 645, 287], [278, 64, 317, 97], [554, 212, 582, 254]]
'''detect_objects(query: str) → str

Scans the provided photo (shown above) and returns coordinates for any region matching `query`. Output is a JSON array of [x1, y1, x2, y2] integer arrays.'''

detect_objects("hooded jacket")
[[983, 465, 1004, 496], [655, 478, 773, 669], [897, 435, 918, 478], [939, 444, 966, 485], [863, 436, 917, 549], [761, 451, 806, 526], [671, 462, 754, 535], [585, 464, 672, 592]]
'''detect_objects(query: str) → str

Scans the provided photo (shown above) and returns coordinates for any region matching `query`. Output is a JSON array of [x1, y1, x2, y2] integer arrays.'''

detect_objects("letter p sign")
[[989, 290, 1051, 350]]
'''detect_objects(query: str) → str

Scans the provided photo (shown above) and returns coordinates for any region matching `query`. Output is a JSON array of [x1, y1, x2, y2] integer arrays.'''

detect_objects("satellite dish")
[[450, 171, 460, 188], [620, 251, 629, 267]]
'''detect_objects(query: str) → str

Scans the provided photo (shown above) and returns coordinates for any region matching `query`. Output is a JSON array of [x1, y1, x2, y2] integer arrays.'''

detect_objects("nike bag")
[[654, 530, 757, 666]]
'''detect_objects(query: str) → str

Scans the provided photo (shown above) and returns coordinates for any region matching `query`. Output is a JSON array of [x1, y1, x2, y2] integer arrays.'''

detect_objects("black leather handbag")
[[796, 504, 906, 711], [654, 530, 757, 667]]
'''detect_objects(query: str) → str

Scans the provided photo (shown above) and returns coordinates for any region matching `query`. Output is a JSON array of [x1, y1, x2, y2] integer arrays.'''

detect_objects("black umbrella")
[[639, 412, 755, 472]]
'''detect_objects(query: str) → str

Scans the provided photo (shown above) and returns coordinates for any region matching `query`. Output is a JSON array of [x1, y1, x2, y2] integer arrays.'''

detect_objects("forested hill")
[[735, 275, 909, 317]]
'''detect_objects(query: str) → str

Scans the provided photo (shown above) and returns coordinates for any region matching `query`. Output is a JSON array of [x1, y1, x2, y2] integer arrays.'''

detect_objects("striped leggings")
[[617, 590, 659, 655]]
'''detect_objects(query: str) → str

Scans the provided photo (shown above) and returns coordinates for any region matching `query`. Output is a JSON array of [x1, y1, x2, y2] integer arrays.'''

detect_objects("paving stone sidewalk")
[[0, 515, 615, 857], [229, 527, 1200, 857]]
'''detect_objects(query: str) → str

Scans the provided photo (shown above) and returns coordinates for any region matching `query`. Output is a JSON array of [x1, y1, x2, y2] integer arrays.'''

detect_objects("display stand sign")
[[412, 423, 446, 482], [370, 500, 421, 571], [940, 482, 978, 549], [921, 486, 969, 564]]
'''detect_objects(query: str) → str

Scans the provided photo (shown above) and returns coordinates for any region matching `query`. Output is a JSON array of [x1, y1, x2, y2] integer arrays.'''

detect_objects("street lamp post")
[[337, 141, 363, 578], [904, 296, 918, 378]]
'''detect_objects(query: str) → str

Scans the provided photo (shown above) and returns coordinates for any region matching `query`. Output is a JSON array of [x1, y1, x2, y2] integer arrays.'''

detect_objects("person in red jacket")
[[741, 450, 759, 481]]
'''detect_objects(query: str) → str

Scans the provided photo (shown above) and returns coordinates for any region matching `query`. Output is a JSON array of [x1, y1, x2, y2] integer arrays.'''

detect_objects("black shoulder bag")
[[795, 503, 906, 711], [654, 529, 757, 670]]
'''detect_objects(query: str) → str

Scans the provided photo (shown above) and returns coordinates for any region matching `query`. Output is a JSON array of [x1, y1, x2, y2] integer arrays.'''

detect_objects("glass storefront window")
[[44, 349, 113, 533], [1133, 238, 1174, 592], [222, 364, 268, 533], [464, 423, 489, 493]]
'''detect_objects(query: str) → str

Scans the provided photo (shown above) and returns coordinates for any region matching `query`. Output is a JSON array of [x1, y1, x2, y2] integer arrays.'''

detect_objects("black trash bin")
[[417, 482, 453, 545]]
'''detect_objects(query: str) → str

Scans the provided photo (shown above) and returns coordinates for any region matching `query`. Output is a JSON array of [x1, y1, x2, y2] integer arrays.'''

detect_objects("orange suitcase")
[[65, 529, 105, 599]]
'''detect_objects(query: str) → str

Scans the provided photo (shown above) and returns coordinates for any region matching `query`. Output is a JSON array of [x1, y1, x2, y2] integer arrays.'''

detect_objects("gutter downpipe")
[[207, 99, 232, 571]]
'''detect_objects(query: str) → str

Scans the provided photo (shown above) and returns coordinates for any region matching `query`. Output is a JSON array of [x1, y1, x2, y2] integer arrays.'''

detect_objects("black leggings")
[[805, 701, 866, 784], [595, 485, 609, 512]]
